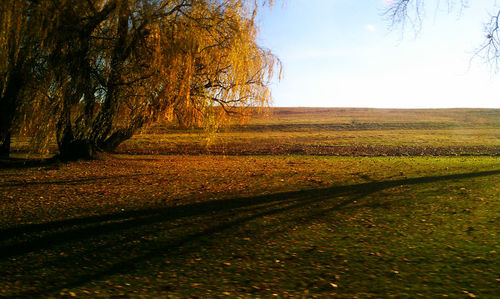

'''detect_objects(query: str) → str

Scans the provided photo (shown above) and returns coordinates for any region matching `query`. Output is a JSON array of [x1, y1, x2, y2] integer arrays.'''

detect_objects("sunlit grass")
[[1, 108, 499, 297], [0, 155, 499, 297], [116, 108, 500, 155]]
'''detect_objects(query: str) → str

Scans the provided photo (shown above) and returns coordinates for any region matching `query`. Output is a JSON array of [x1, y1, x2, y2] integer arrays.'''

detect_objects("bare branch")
[[474, 8, 500, 72]]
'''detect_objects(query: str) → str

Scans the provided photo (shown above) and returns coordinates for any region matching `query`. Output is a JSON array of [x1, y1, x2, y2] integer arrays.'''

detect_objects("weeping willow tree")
[[0, 0, 59, 157], [0, 0, 281, 160]]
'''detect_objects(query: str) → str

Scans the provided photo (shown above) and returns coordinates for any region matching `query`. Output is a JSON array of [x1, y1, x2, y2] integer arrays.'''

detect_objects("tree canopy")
[[0, 0, 281, 160]]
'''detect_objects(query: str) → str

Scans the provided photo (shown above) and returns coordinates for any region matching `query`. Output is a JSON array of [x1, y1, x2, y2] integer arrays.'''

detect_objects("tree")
[[386, 0, 500, 70], [0, 0, 57, 157], [0, 0, 281, 160]]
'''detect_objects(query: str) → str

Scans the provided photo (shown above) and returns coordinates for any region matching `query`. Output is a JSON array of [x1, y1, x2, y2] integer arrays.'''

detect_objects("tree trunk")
[[0, 41, 29, 159], [58, 138, 96, 161], [100, 128, 135, 152], [0, 97, 15, 158], [56, 90, 97, 161], [0, 69, 23, 159], [0, 132, 11, 158], [90, 0, 130, 146], [57, 112, 98, 161]]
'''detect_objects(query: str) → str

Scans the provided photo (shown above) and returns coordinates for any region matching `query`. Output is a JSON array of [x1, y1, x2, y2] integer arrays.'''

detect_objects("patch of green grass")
[[1, 156, 499, 297]]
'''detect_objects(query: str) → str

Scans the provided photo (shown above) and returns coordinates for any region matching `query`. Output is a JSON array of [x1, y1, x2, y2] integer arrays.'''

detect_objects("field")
[[1, 108, 499, 297], [118, 108, 500, 156]]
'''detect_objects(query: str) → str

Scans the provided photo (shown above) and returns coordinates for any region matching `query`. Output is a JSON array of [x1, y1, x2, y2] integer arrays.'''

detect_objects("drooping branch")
[[1, 0, 281, 159]]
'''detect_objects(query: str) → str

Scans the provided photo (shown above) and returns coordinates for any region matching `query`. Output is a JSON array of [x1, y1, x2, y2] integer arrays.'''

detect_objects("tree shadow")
[[0, 156, 60, 170], [0, 173, 155, 187], [1, 169, 499, 297]]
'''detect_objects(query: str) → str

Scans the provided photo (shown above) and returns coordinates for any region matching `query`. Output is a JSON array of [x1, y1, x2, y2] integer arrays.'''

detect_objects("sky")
[[257, 0, 500, 108]]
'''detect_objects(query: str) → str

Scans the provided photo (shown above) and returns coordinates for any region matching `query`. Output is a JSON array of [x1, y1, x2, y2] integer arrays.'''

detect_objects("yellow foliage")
[[1, 0, 281, 154]]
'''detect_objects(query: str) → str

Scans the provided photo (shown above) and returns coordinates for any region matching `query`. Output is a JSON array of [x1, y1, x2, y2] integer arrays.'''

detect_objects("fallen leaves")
[[0, 155, 499, 298]]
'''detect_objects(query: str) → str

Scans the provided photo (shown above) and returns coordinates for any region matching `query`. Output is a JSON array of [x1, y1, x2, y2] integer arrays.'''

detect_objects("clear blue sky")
[[258, 0, 500, 108]]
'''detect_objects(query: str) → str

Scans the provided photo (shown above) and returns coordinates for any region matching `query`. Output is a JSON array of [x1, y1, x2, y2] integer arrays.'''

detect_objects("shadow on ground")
[[1, 169, 499, 296], [0, 157, 60, 170]]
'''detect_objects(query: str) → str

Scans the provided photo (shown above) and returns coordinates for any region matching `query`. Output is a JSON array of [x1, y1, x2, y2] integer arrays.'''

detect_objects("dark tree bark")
[[0, 59, 25, 158], [100, 128, 135, 152], [52, 1, 119, 160], [57, 138, 96, 161], [89, 0, 130, 148], [0, 132, 11, 158]]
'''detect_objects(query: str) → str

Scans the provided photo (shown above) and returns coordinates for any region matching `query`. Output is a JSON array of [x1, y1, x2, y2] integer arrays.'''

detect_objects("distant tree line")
[[0, 0, 281, 160]]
